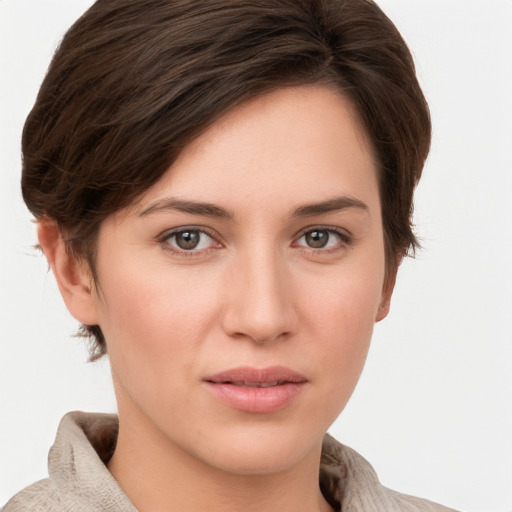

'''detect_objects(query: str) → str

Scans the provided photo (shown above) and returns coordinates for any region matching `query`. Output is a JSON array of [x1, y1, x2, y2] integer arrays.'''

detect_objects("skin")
[[39, 85, 395, 512]]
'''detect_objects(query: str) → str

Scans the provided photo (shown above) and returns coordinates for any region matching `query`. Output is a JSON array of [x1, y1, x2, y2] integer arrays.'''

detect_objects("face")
[[86, 86, 391, 475]]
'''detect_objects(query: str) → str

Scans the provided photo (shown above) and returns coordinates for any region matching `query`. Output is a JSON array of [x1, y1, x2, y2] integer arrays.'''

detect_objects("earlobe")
[[37, 218, 99, 326], [375, 265, 398, 322]]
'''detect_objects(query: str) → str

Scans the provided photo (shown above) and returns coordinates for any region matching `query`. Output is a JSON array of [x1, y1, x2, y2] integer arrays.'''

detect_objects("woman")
[[3, 1, 458, 510]]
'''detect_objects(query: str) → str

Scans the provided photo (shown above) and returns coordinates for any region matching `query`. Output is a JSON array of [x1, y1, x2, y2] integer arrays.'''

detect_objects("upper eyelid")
[[155, 224, 352, 249], [157, 225, 220, 242], [157, 227, 222, 257], [292, 227, 353, 254], [293, 225, 352, 240]]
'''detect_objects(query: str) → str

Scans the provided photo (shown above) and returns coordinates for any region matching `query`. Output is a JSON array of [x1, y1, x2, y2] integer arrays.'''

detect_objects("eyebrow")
[[138, 195, 369, 219], [138, 198, 234, 219], [292, 196, 369, 217]]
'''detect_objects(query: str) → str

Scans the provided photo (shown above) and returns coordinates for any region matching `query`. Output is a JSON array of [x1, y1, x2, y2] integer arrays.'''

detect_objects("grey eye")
[[304, 230, 330, 248], [174, 230, 201, 250], [296, 228, 346, 250], [160, 227, 219, 254], [160, 227, 220, 254]]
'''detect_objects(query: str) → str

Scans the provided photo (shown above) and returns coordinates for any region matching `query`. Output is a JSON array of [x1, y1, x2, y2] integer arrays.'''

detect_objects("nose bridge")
[[222, 243, 293, 343]]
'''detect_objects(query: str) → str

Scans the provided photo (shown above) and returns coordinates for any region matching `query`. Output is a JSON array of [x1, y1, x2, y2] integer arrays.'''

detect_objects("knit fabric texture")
[[3, 411, 459, 511]]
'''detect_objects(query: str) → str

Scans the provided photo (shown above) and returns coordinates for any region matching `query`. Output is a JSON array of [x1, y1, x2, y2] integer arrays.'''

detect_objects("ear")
[[375, 265, 398, 322], [37, 218, 99, 326]]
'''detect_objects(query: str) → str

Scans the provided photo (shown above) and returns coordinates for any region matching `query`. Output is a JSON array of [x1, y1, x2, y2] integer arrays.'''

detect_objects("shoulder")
[[2, 479, 61, 512], [3, 411, 135, 512], [320, 434, 460, 512], [381, 486, 459, 512]]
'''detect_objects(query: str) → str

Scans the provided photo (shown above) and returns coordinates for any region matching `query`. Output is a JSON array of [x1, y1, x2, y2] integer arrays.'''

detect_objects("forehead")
[[133, 86, 379, 214]]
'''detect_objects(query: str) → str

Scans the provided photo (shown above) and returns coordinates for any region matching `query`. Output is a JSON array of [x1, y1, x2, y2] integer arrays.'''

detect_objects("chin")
[[188, 423, 324, 476]]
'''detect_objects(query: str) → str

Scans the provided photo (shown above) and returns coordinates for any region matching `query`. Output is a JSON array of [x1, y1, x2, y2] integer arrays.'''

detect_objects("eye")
[[160, 228, 218, 253], [295, 228, 349, 250]]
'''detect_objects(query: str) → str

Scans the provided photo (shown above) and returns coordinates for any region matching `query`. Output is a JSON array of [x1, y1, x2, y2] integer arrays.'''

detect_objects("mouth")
[[218, 380, 291, 388], [203, 366, 308, 413]]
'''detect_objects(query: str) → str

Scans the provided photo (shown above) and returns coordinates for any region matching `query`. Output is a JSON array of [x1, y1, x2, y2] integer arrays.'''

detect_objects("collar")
[[48, 411, 453, 512]]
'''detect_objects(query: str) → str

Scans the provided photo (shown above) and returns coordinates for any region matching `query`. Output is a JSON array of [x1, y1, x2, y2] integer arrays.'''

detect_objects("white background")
[[1, 1, 511, 510]]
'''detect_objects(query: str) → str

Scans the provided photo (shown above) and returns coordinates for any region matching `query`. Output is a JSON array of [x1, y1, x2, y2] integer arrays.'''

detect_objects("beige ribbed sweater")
[[3, 411, 458, 511]]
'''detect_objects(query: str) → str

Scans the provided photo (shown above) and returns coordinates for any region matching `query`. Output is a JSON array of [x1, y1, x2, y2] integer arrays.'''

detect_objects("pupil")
[[176, 231, 200, 250], [306, 230, 328, 248]]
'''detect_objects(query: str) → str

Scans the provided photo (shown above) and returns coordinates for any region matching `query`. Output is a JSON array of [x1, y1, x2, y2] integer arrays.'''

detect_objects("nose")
[[221, 250, 296, 344]]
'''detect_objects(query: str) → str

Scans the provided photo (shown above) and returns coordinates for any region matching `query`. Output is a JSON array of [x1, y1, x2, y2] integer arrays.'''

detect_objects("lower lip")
[[203, 381, 306, 413]]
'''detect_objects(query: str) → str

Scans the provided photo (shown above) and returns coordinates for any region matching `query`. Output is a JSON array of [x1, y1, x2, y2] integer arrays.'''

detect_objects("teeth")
[[259, 381, 279, 388], [231, 381, 281, 387]]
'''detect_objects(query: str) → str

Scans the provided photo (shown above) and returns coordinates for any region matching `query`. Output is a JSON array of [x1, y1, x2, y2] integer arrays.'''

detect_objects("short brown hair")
[[22, 0, 431, 359]]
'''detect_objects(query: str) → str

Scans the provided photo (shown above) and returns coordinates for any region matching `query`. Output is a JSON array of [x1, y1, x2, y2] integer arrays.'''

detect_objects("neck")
[[108, 406, 334, 512]]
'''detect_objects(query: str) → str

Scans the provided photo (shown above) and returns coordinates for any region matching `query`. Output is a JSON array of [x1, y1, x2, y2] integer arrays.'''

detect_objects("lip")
[[203, 366, 308, 414]]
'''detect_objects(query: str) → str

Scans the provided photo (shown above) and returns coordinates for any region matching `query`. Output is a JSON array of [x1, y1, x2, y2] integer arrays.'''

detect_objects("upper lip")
[[204, 366, 307, 385]]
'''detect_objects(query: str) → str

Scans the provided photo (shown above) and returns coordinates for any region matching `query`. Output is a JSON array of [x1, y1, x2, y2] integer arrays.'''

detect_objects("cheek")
[[296, 257, 384, 393], [98, 257, 213, 332], [299, 256, 384, 335], [94, 261, 223, 387], [93, 263, 229, 432]]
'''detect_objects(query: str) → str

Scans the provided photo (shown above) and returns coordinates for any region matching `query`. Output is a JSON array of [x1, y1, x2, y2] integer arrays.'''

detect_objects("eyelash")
[[293, 226, 352, 254], [156, 226, 352, 257], [156, 226, 222, 258]]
